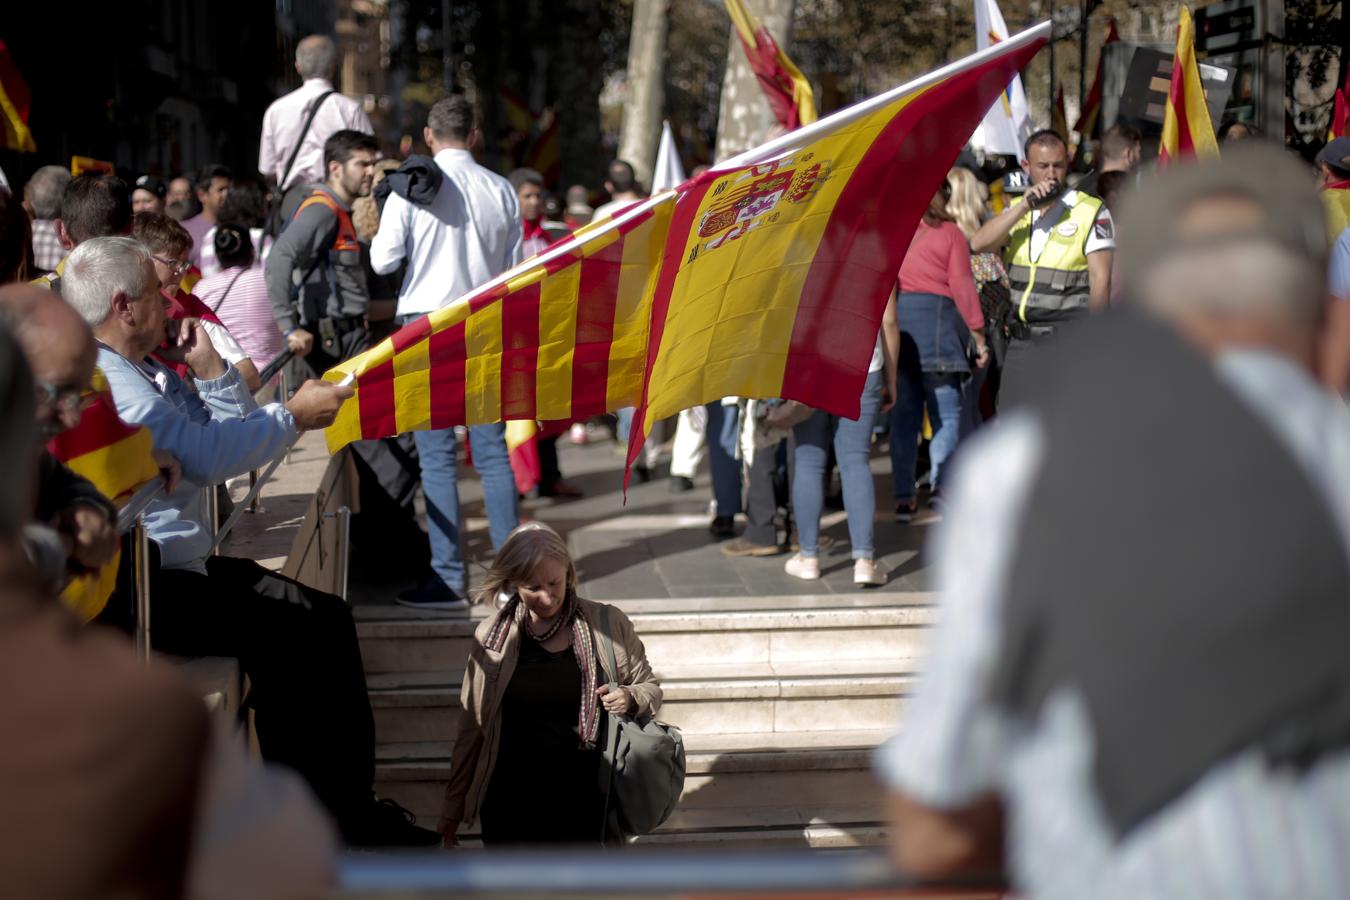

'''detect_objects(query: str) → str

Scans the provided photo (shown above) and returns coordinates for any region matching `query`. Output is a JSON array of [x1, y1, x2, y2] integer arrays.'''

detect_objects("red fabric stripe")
[[47, 393, 141, 461], [1166, 56, 1195, 158], [0, 42, 32, 121], [569, 233, 626, 418], [500, 282, 541, 420], [783, 41, 1044, 419], [626, 180, 717, 482], [427, 322, 468, 430], [357, 359, 396, 441], [390, 314, 433, 354]]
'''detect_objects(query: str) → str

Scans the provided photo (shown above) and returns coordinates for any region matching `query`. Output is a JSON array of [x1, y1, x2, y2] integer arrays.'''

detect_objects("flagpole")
[[1048, 20, 1057, 124], [1079, 0, 1089, 142]]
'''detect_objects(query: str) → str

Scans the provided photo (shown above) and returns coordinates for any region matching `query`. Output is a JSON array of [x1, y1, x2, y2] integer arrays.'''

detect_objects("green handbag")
[[597, 605, 686, 838]]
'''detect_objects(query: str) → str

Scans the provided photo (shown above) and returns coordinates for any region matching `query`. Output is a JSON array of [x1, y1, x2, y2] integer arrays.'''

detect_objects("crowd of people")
[[3, 22, 1350, 899]]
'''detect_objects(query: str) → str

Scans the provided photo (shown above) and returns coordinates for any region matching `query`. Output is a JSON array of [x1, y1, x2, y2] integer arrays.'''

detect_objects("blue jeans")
[[791, 370, 882, 559], [890, 371, 963, 501], [705, 402, 742, 517], [412, 423, 519, 594]]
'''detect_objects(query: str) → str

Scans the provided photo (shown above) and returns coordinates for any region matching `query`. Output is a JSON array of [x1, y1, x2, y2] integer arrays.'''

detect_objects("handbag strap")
[[209, 267, 248, 315], [598, 603, 622, 843], [278, 90, 336, 190]]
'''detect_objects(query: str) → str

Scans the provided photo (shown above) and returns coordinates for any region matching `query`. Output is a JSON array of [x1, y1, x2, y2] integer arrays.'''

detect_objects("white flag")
[[651, 121, 686, 193], [974, 0, 1033, 160]]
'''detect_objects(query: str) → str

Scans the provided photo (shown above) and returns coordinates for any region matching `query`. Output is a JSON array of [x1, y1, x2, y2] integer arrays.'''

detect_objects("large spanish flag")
[[724, 0, 817, 130], [322, 25, 1049, 472], [1159, 7, 1218, 166], [627, 24, 1048, 471], [0, 41, 35, 153], [322, 199, 676, 451], [47, 368, 162, 622]]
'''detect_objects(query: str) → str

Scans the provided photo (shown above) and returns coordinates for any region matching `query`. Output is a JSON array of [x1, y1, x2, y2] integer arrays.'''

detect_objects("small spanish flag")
[[1329, 67, 1350, 141], [47, 368, 162, 621], [724, 0, 817, 130], [1158, 7, 1219, 166], [0, 41, 36, 153], [1074, 21, 1119, 140]]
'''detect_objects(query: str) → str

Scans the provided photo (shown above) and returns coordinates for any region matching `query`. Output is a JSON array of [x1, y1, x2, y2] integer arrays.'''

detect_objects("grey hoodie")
[[263, 183, 368, 334]]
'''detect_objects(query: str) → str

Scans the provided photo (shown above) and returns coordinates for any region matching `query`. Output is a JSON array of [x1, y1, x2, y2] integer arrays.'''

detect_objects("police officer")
[[972, 129, 1115, 406]]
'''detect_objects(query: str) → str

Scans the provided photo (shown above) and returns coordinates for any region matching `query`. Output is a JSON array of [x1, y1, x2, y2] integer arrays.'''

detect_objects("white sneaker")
[[853, 558, 888, 587], [784, 553, 821, 580], [569, 422, 590, 445]]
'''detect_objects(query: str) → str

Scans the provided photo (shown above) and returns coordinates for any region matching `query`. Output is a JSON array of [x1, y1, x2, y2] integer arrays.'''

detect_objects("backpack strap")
[[277, 90, 336, 191]]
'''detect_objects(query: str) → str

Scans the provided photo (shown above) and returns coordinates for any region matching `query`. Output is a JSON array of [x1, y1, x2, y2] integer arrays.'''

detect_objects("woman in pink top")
[[195, 224, 287, 378], [890, 185, 988, 522]]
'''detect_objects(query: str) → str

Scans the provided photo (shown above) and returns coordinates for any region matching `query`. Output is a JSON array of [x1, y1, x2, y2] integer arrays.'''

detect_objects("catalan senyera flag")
[[1074, 21, 1119, 139], [1159, 7, 1219, 167], [323, 199, 676, 452], [47, 368, 162, 622], [0, 41, 36, 153], [322, 26, 1049, 478], [627, 24, 1047, 474], [1328, 65, 1350, 141], [724, 0, 817, 130]]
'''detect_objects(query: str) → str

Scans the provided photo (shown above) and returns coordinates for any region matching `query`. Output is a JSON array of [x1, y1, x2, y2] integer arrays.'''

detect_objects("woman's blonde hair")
[[945, 167, 988, 240], [474, 522, 576, 606]]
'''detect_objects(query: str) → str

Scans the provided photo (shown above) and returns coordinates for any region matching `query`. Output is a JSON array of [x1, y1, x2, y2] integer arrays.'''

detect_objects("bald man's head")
[[0, 285, 97, 440]]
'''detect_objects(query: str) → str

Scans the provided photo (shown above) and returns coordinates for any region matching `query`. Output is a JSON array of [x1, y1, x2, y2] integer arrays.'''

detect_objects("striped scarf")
[[483, 591, 602, 748]]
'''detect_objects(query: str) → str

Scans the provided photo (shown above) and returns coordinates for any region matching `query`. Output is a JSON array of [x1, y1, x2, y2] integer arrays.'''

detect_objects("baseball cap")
[[1315, 136, 1350, 174], [133, 175, 167, 197], [1117, 143, 1327, 273]]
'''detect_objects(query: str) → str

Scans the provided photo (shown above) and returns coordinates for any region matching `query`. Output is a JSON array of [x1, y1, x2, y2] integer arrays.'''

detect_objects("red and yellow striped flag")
[[627, 25, 1047, 472], [322, 199, 675, 451], [1159, 7, 1218, 167], [1052, 85, 1070, 145], [725, 0, 817, 130], [47, 368, 162, 621], [1329, 66, 1350, 141], [321, 25, 1049, 479], [0, 41, 36, 153], [1074, 21, 1119, 139]]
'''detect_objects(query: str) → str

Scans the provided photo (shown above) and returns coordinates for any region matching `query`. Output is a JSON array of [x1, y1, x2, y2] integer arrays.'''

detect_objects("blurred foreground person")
[[0, 321, 336, 900], [440, 523, 661, 846], [882, 145, 1350, 897]]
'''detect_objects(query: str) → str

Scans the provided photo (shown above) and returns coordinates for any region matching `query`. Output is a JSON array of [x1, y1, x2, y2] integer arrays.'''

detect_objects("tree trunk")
[[714, 0, 796, 161], [617, 0, 670, 191]]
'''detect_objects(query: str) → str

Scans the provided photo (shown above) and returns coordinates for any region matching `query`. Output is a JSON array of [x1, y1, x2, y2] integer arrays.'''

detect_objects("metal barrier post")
[[202, 484, 220, 555], [247, 469, 263, 514], [325, 505, 352, 603], [280, 368, 293, 465], [132, 518, 152, 662]]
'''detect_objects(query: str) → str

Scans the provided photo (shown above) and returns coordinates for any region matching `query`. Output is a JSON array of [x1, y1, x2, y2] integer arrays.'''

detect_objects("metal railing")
[[332, 848, 1003, 898]]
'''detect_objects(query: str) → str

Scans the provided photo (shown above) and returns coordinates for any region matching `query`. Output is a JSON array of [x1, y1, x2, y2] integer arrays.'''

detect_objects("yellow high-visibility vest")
[[1004, 192, 1104, 324]]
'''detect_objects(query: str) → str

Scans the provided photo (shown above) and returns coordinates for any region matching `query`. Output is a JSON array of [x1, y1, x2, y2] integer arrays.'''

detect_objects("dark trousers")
[[150, 556, 375, 825], [744, 439, 788, 547], [539, 434, 562, 494], [299, 320, 373, 379]]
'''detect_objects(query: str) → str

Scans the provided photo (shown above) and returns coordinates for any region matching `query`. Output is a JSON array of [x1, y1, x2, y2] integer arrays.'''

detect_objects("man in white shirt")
[[591, 159, 644, 222], [370, 96, 521, 611], [258, 35, 373, 221]]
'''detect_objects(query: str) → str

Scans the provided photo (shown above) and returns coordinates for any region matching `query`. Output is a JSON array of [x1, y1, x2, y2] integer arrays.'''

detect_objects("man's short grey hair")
[[296, 35, 337, 80], [26, 165, 72, 220], [61, 236, 154, 328]]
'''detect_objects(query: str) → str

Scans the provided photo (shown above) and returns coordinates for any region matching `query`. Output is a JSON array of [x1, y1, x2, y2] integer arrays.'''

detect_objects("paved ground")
[[227, 426, 941, 605]]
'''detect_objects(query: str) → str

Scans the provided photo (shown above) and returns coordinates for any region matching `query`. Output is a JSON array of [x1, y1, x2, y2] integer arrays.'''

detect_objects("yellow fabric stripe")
[[60, 549, 121, 623], [392, 336, 431, 433], [65, 428, 159, 504], [607, 205, 674, 411], [1160, 7, 1218, 161], [465, 299, 503, 423], [643, 92, 914, 426], [535, 262, 582, 420], [0, 80, 35, 152], [723, 0, 759, 47]]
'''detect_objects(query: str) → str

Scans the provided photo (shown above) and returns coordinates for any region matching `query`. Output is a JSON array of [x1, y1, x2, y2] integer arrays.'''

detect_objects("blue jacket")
[[97, 348, 298, 572]]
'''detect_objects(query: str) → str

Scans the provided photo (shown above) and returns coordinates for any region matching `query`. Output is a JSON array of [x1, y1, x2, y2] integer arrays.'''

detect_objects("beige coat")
[[441, 598, 662, 827]]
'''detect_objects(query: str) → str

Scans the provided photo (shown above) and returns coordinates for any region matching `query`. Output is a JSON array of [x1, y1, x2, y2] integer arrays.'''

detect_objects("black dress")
[[479, 637, 607, 845]]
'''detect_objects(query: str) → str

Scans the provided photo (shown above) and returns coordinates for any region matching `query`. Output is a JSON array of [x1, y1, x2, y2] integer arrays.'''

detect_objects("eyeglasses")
[[152, 255, 190, 278], [36, 381, 86, 417]]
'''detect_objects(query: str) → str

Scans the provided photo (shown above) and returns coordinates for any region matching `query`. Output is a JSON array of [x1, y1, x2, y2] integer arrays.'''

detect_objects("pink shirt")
[[194, 267, 287, 371], [898, 221, 985, 331]]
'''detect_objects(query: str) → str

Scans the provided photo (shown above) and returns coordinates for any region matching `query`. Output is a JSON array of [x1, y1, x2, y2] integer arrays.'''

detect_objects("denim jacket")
[[97, 347, 298, 572], [897, 291, 973, 374]]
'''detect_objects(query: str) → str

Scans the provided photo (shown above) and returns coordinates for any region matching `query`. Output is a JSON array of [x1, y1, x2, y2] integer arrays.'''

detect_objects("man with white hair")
[[259, 34, 374, 225], [62, 236, 439, 847], [882, 144, 1350, 896]]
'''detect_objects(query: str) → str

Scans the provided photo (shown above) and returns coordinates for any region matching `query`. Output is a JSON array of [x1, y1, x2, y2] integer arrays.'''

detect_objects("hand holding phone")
[[1025, 179, 1065, 210]]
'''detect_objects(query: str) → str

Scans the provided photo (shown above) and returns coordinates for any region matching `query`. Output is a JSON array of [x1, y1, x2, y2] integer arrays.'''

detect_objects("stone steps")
[[372, 728, 893, 836], [368, 661, 914, 744], [355, 599, 934, 675]]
